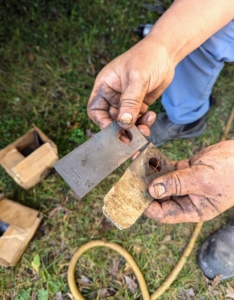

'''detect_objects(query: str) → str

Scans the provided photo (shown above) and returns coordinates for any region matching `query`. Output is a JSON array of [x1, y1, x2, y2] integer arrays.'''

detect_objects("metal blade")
[[103, 143, 175, 229], [54, 121, 148, 198]]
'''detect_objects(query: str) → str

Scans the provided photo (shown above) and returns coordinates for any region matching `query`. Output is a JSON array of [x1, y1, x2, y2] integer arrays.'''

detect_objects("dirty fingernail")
[[146, 114, 156, 124], [154, 183, 166, 198], [119, 113, 132, 125]]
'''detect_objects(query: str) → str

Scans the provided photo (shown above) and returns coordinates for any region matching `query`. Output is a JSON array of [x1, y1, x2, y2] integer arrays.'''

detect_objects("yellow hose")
[[68, 222, 203, 300]]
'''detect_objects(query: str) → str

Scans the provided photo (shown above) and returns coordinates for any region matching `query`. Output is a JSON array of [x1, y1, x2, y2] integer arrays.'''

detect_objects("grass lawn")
[[0, 0, 234, 299]]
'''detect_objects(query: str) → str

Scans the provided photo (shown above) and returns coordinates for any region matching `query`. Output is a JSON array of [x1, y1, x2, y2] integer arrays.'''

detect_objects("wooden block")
[[0, 126, 59, 189], [0, 199, 39, 229], [0, 199, 42, 267], [0, 148, 25, 170], [12, 143, 58, 185]]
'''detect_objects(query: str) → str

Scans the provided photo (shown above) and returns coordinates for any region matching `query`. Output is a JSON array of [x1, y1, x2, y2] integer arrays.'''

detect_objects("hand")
[[144, 141, 234, 223], [87, 35, 175, 136]]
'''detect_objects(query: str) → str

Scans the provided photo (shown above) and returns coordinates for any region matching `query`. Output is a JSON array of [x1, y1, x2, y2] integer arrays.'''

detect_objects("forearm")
[[147, 0, 234, 66]]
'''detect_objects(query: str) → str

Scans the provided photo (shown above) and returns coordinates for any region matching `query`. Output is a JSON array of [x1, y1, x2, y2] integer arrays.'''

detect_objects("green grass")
[[0, 0, 234, 299]]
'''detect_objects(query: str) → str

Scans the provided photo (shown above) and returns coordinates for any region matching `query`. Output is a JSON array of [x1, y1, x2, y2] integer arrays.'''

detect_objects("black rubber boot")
[[197, 219, 234, 280]]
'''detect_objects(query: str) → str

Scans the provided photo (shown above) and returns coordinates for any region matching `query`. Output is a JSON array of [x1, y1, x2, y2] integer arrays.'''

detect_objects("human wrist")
[[145, 0, 234, 67], [144, 14, 191, 68]]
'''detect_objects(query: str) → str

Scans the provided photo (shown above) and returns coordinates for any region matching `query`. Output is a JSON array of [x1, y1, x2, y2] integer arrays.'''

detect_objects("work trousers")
[[162, 19, 234, 124]]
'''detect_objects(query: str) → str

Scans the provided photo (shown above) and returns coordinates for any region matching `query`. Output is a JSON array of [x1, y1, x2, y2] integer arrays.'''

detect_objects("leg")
[[148, 19, 234, 146], [162, 19, 234, 124]]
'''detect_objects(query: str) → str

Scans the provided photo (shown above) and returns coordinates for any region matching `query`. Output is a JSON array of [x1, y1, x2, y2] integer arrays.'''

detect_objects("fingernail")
[[146, 114, 156, 124], [119, 113, 132, 125], [154, 183, 166, 198]]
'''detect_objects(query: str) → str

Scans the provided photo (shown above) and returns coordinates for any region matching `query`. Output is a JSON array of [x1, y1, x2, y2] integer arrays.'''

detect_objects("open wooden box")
[[0, 198, 42, 267], [0, 126, 59, 189]]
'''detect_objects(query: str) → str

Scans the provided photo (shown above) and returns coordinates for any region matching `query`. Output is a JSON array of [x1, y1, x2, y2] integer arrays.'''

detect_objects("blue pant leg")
[[162, 19, 234, 125]]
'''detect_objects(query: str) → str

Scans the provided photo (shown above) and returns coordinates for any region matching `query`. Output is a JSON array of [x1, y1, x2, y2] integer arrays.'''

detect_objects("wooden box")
[[0, 198, 42, 267], [0, 126, 59, 189]]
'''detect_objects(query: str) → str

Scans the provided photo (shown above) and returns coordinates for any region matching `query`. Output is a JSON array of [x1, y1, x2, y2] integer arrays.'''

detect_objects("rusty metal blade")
[[54, 121, 148, 199], [103, 143, 175, 229]]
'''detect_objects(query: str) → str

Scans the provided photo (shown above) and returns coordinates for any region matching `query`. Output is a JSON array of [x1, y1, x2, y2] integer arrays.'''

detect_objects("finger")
[[88, 83, 120, 129], [145, 193, 222, 223], [131, 151, 140, 160], [144, 196, 203, 223], [118, 129, 132, 143], [109, 106, 118, 120], [148, 165, 212, 199], [117, 72, 149, 128], [171, 160, 177, 167], [175, 160, 190, 170], [87, 92, 112, 129], [137, 124, 151, 136], [136, 111, 156, 128]]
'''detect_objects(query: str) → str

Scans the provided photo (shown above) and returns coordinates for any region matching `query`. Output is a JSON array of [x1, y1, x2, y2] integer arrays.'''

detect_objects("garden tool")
[[54, 121, 147, 199], [55, 121, 174, 229]]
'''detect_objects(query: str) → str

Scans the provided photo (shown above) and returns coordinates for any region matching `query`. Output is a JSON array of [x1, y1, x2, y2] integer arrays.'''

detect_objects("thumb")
[[149, 165, 209, 199], [117, 72, 149, 128]]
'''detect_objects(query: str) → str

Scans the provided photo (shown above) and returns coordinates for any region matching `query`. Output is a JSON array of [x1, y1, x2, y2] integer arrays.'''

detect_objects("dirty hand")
[[144, 141, 234, 223], [87, 36, 175, 136]]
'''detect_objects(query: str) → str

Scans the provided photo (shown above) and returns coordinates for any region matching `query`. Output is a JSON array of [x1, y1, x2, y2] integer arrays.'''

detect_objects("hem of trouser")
[[165, 107, 209, 125]]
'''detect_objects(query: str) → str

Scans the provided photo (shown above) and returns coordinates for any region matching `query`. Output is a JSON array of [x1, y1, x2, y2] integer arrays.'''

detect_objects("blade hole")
[[149, 158, 161, 172], [118, 129, 133, 144]]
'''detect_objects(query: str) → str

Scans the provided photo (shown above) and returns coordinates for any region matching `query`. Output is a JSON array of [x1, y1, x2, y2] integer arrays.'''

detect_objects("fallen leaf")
[[66, 293, 75, 300], [124, 275, 138, 293], [123, 263, 133, 276], [87, 56, 96, 75], [210, 274, 222, 290], [208, 288, 219, 297], [203, 274, 222, 297], [161, 235, 172, 243], [56, 291, 63, 300], [98, 288, 116, 298], [99, 218, 113, 233], [100, 58, 109, 65], [226, 283, 234, 299], [111, 258, 119, 278], [28, 52, 35, 63], [48, 205, 73, 220], [68, 190, 82, 201], [226, 293, 234, 299], [130, 34, 140, 43], [133, 244, 141, 253], [184, 288, 195, 297], [67, 121, 80, 130], [31, 254, 41, 273], [77, 275, 91, 288]]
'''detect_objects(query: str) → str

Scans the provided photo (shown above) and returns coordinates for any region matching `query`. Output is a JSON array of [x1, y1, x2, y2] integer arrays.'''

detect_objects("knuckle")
[[129, 69, 142, 81], [120, 98, 140, 108]]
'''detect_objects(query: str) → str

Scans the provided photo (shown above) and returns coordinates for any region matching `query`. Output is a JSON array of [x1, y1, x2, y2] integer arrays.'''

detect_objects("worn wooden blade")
[[54, 121, 148, 199], [103, 143, 175, 229]]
